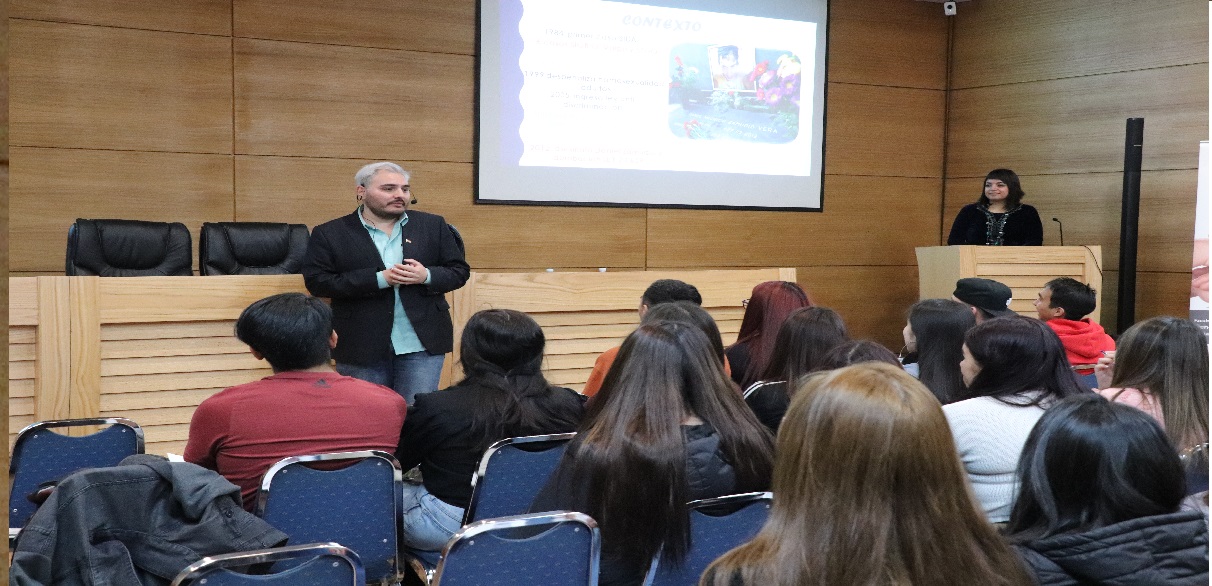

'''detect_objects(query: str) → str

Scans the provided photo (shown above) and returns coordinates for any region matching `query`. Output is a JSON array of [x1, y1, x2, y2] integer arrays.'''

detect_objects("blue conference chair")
[[405, 432, 577, 584], [9, 418, 144, 532], [432, 511, 600, 586], [170, 542, 365, 586], [256, 451, 402, 585], [643, 492, 773, 586], [463, 432, 576, 525]]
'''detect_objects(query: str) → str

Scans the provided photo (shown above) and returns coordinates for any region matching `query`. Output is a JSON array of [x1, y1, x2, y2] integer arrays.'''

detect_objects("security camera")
[[943, 1, 957, 16]]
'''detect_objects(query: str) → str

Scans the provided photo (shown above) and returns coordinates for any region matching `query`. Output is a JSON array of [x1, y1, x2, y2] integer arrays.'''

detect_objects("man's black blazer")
[[302, 210, 470, 365]]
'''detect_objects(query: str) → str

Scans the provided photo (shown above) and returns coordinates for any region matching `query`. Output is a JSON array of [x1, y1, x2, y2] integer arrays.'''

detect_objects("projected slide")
[[479, 0, 829, 210]]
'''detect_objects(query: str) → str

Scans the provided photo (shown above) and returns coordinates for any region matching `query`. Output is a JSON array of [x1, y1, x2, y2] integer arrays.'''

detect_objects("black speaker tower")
[[1116, 118, 1144, 334]]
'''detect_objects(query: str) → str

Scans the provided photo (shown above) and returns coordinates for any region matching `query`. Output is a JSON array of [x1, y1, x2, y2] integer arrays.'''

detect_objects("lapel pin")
[[405, 239, 412, 244]]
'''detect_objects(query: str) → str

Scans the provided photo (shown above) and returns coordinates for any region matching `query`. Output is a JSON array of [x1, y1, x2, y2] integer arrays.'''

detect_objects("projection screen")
[[477, 0, 829, 210]]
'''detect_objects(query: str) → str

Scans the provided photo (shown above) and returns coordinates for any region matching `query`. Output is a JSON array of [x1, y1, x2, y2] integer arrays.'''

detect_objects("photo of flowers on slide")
[[668, 43, 802, 144]]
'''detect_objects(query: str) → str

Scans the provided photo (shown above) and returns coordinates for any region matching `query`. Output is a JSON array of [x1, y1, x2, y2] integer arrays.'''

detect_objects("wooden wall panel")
[[11, 0, 231, 35], [952, 0, 1207, 89], [234, 0, 475, 55], [796, 265, 921, 352], [947, 64, 1208, 177], [828, 0, 947, 89], [646, 176, 943, 268], [9, 20, 232, 153], [946, 0, 1206, 335], [824, 84, 945, 177], [234, 38, 474, 161], [1099, 270, 1193, 332], [235, 155, 649, 269], [9, 147, 234, 273], [943, 170, 1199, 274]]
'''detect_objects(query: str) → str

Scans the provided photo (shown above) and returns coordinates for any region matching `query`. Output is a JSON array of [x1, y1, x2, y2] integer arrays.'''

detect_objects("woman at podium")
[[947, 169, 1043, 246]]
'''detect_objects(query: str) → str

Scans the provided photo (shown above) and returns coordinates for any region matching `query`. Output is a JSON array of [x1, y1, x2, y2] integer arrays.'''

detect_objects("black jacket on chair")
[[301, 210, 470, 365], [10, 454, 288, 586]]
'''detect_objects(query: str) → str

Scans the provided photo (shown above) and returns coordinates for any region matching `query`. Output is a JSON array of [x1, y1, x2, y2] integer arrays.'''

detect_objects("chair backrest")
[[171, 542, 365, 586], [66, 218, 193, 276], [432, 511, 599, 586], [200, 222, 310, 276], [9, 418, 145, 529], [464, 433, 575, 525], [257, 451, 402, 584], [643, 492, 773, 586]]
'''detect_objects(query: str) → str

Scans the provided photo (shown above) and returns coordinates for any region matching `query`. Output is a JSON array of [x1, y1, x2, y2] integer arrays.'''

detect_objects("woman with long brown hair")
[[727, 280, 812, 389], [703, 363, 1033, 586], [1097, 316, 1209, 492], [742, 306, 849, 434], [534, 319, 774, 585]]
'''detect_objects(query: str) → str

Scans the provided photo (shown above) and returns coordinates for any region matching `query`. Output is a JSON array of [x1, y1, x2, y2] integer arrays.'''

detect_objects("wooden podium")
[[915, 246, 1104, 322]]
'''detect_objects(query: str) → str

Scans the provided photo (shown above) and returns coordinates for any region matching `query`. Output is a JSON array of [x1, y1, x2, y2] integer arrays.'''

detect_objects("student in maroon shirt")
[[184, 293, 407, 511]]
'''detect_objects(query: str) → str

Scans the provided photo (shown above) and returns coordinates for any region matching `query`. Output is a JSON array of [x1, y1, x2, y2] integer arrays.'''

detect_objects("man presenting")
[[303, 162, 470, 404], [184, 293, 407, 510]]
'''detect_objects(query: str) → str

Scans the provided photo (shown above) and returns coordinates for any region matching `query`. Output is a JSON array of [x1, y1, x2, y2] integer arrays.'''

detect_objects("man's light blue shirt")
[[358, 207, 428, 355]]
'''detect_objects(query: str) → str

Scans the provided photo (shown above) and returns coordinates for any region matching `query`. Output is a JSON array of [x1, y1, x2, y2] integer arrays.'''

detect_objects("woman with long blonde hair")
[[703, 363, 1032, 586]]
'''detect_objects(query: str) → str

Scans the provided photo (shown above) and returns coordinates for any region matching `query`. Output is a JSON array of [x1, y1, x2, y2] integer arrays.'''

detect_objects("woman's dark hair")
[[642, 301, 726, 366], [576, 322, 774, 571], [816, 340, 901, 371], [458, 309, 581, 449], [704, 364, 1033, 586], [1005, 395, 1186, 542], [908, 299, 975, 404], [731, 281, 813, 389], [759, 307, 849, 386], [960, 316, 1087, 406], [1109, 316, 1209, 452], [236, 293, 333, 372], [978, 168, 1026, 208]]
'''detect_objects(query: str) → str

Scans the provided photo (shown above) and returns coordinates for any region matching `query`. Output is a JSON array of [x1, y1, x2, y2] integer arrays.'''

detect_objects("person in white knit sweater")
[[944, 316, 1088, 522]]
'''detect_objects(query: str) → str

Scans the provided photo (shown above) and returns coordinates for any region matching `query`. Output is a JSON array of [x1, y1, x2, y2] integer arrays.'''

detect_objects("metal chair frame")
[[431, 511, 600, 586], [9, 417, 145, 533], [641, 492, 773, 586], [462, 432, 576, 525], [256, 450, 403, 585], [170, 542, 365, 586]]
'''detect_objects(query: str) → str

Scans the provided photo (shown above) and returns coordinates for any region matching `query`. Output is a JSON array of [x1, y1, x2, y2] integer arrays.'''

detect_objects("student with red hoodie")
[[1034, 278, 1114, 382]]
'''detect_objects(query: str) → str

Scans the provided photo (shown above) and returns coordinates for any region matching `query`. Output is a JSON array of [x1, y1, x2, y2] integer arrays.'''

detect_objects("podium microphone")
[[1052, 217, 1065, 246]]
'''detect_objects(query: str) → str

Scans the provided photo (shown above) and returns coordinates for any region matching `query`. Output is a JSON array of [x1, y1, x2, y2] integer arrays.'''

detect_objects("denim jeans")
[[400, 482, 465, 552], [336, 351, 445, 405]]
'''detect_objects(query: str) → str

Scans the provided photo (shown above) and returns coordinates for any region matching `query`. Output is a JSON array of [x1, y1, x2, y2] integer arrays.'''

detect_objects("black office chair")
[[66, 219, 193, 276], [199, 222, 310, 275]]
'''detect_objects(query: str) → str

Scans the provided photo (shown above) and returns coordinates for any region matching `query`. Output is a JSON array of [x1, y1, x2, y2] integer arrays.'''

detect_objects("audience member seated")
[[1034, 277, 1114, 380], [533, 320, 774, 586], [944, 316, 1087, 522], [583, 279, 727, 397], [742, 307, 848, 435], [641, 300, 730, 376], [727, 281, 813, 390], [1005, 395, 1209, 584], [1097, 316, 1209, 493], [952, 277, 1017, 323], [395, 309, 585, 552], [184, 293, 407, 511], [815, 339, 901, 371], [901, 298, 974, 404], [702, 363, 1033, 586]]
